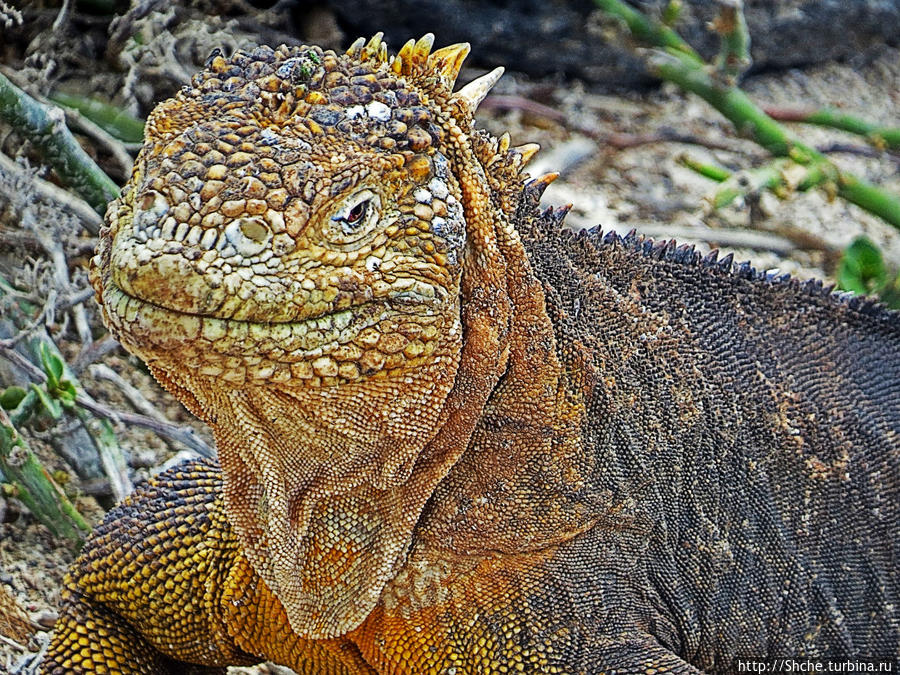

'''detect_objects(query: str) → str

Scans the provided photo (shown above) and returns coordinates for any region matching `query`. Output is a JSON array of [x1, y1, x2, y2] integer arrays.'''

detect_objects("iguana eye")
[[344, 200, 368, 225], [325, 189, 381, 243]]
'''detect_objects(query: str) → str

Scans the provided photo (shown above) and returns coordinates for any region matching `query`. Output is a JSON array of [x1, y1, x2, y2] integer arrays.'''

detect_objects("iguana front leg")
[[42, 460, 374, 674], [45, 590, 230, 674]]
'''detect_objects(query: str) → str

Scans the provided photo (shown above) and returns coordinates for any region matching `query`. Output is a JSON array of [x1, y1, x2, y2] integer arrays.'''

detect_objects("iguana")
[[44, 35, 899, 674]]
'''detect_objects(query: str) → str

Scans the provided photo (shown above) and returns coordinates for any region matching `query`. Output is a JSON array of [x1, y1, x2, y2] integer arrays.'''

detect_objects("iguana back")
[[544, 199, 898, 663], [407, 192, 900, 670]]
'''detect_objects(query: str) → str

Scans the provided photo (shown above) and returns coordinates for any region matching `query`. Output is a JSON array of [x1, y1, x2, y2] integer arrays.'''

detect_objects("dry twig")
[[75, 396, 215, 459], [59, 107, 134, 178], [71, 334, 119, 374], [0, 151, 101, 234]]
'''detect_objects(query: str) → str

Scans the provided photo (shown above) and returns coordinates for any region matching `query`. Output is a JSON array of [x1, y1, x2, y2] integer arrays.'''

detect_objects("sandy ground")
[[0, 4, 897, 672]]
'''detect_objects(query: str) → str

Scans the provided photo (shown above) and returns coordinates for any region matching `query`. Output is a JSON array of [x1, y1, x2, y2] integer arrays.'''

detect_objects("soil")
[[0, 2, 897, 673]]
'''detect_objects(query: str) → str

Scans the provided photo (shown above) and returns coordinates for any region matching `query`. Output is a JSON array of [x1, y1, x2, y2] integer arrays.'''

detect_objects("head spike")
[[392, 34, 436, 76], [524, 172, 559, 201], [453, 66, 504, 114], [513, 143, 540, 166], [427, 42, 471, 88], [360, 32, 384, 61], [393, 38, 416, 74], [378, 42, 388, 63], [413, 33, 435, 64], [397, 38, 416, 60], [346, 36, 365, 58], [497, 131, 511, 155]]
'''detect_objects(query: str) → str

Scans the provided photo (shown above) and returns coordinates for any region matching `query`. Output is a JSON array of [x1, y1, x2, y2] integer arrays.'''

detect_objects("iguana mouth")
[[99, 277, 451, 386]]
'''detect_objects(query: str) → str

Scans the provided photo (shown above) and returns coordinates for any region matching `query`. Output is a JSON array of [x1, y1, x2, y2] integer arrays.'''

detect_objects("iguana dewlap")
[[44, 35, 899, 674]]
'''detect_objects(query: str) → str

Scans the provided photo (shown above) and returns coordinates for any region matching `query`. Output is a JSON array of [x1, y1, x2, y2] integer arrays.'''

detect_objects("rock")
[[324, 0, 900, 87]]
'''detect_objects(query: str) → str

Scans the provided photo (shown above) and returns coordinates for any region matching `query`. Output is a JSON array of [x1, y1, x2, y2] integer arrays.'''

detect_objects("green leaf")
[[837, 236, 887, 295], [0, 386, 27, 410], [57, 380, 77, 408], [30, 383, 62, 420], [39, 342, 64, 388]]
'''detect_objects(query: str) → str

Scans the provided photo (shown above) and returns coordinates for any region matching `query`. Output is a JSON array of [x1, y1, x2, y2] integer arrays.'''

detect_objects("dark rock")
[[324, 0, 900, 87]]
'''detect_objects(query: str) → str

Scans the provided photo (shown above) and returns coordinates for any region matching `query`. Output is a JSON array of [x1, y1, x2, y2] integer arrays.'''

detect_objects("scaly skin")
[[45, 35, 899, 673]]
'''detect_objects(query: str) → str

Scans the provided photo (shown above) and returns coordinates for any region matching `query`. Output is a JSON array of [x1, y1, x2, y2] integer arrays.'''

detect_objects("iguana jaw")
[[95, 267, 451, 387]]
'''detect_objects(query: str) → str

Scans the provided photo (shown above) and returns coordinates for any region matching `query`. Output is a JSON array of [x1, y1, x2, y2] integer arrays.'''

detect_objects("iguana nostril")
[[240, 218, 270, 242], [224, 217, 272, 256]]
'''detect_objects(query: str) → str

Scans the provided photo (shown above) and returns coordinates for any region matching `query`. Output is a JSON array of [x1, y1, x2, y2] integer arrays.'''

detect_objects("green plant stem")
[[712, 160, 791, 209], [653, 53, 797, 157], [593, 0, 703, 64], [678, 155, 732, 182], [679, 155, 794, 209], [0, 71, 119, 211], [837, 173, 900, 223], [712, 1, 751, 83], [654, 54, 900, 227], [1, 408, 90, 544], [593, 0, 900, 230], [50, 91, 145, 143], [764, 106, 900, 150]]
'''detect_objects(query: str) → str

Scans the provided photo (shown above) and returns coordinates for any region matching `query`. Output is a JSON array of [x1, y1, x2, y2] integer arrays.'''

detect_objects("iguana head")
[[95, 36, 489, 387], [91, 35, 544, 638]]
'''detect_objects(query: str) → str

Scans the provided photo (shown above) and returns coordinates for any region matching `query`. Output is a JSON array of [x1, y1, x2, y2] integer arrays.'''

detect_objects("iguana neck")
[[419, 190, 598, 556], [150, 324, 468, 639]]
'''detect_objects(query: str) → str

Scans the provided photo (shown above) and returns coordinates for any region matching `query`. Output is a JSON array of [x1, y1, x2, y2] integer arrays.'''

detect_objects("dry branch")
[[0, 151, 102, 234]]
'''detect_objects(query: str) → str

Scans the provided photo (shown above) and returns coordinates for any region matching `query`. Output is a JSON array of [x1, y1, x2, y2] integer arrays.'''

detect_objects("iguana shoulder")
[[44, 34, 900, 674]]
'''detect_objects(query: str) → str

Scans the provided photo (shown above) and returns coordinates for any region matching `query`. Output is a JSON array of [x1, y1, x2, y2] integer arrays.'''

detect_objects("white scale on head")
[[344, 101, 393, 121]]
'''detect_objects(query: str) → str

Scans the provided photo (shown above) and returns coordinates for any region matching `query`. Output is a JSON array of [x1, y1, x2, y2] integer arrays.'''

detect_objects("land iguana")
[[43, 35, 899, 674]]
